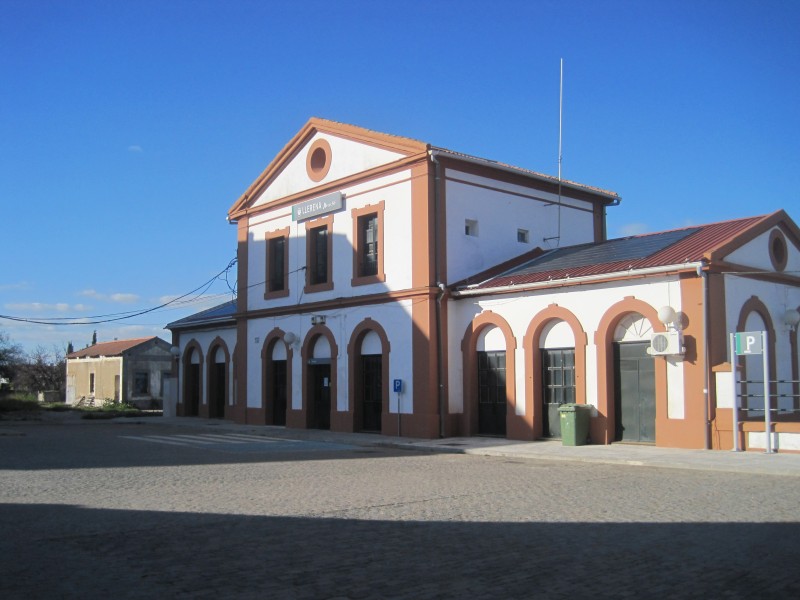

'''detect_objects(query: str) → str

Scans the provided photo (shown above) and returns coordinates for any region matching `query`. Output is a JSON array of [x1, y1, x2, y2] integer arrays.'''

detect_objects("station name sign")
[[292, 192, 344, 222]]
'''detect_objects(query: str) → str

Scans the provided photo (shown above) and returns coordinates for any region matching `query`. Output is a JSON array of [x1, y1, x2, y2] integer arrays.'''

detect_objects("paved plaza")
[[1, 415, 799, 599]]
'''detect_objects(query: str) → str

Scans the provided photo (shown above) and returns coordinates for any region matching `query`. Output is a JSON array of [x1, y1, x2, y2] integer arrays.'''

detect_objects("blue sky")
[[2, 0, 799, 353]]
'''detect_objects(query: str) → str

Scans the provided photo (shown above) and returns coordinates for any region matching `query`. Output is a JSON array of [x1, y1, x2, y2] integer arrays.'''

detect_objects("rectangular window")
[[352, 201, 385, 286], [134, 372, 149, 395], [465, 219, 478, 236], [305, 215, 333, 293], [265, 228, 290, 299], [268, 237, 285, 291], [359, 214, 378, 276], [517, 229, 529, 243], [542, 348, 576, 405], [89, 373, 95, 395], [310, 226, 327, 284]]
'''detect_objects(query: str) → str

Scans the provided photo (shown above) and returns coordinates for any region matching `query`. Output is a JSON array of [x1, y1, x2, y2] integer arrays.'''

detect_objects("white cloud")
[[110, 293, 139, 303], [78, 290, 139, 303], [0, 281, 31, 291], [128, 145, 143, 153], [4, 302, 88, 313]]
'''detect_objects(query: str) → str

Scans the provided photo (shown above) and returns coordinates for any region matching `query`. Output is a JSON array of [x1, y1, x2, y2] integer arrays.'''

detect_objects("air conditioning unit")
[[648, 331, 684, 356]]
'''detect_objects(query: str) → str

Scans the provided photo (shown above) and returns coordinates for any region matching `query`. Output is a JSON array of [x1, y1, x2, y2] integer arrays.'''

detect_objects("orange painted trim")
[[460, 311, 522, 439], [768, 228, 789, 272], [206, 338, 231, 420], [593, 297, 667, 445], [261, 328, 294, 426], [306, 138, 332, 182], [346, 318, 391, 434], [351, 201, 386, 286], [523, 304, 588, 440], [706, 210, 799, 263], [264, 227, 290, 300], [304, 214, 334, 294], [179, 340, 204, 417], [298, 325, 339, 430], [434, 154, 618, 206], [229, 116, 429, 219]]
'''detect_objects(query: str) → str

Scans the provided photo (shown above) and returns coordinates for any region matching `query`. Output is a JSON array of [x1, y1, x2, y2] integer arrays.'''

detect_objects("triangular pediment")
[[228, 118, 428, 219], [710, 210, 800, 275]]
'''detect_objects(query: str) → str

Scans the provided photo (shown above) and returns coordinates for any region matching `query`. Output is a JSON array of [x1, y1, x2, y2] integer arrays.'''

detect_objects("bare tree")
[[0, 331, 23, 383]]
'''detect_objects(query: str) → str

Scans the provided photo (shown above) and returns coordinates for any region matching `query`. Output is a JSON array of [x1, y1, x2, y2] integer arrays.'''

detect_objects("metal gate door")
[[614, 342, 655, 443], [477, 351, 507, 436]]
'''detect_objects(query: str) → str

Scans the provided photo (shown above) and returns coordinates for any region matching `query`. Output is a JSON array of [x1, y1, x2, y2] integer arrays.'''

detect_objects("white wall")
[[252, 132, 406, 208], [246, 299, 416, 413], [444, 171, 597, 283], [177, 327, 237, 407], [448, 276, 686, 417], [247, 170, 415, 312]]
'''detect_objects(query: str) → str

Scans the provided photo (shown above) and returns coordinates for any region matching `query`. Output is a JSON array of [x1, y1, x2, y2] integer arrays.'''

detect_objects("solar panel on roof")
[[507, 228, 699, 277]]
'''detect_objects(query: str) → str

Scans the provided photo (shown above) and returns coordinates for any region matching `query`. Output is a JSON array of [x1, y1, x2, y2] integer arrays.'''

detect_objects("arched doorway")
[[208, 344, 228, 419], [540, 320, 576, 439], [476, 326, 508, 436], [307, 334, 332, 430], [183, 345, 202, 417], [613, 313, 656, 443], [357, 330, 383, 432], [263, 334, 290, 426]]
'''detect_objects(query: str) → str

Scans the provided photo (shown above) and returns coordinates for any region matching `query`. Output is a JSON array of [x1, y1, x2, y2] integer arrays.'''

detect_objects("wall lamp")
[[783, 308, 800, 332], [657, 306, 680, 330]]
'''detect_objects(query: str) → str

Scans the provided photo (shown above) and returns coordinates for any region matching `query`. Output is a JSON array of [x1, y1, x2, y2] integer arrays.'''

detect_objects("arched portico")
[[347, 318, 391, 434], [461, 311, 521, 438], [524, 304, 587, 440]]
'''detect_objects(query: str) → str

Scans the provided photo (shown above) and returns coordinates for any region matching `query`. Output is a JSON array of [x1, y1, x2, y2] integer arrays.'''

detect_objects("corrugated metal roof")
[[67, 337, 159, 359], [465, 215, 766, 290], [166, 300, 237, 330]]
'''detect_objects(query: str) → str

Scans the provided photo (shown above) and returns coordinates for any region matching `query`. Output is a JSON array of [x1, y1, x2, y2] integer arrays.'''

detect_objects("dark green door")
[[309, 363, 331, 430], [614, 342, 655, 443], [541, 348, 576, 438], [477, 351, 507, 436]]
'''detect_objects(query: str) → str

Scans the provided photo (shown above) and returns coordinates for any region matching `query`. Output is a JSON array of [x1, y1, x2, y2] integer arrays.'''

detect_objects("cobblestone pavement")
[[1, 418, 799, 599]]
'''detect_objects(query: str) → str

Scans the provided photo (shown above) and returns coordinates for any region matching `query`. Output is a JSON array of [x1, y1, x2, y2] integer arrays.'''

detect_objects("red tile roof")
[[461, 214, 769, 291], [67, 337, 159, 359]]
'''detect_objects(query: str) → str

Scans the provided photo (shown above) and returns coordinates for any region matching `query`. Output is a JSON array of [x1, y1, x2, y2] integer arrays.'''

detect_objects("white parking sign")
[[734, 331, 764, 355]]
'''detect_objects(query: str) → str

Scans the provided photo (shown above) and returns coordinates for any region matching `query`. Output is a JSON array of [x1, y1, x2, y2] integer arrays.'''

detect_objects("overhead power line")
[[0, 258, 237, 326]]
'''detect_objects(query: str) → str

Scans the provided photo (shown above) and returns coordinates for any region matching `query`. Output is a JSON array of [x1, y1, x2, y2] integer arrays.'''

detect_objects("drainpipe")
[[700, 263, 711, 449], [430, 150, 446, 438]]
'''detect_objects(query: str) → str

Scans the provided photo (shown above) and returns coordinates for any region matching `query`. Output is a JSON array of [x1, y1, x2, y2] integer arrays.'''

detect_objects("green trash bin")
[[558, 403, 591, 446]]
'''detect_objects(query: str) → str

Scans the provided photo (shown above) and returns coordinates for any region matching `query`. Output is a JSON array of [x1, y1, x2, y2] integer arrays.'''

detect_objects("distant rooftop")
[[67, 336, 164, 359], [166, 300, 237, 330]]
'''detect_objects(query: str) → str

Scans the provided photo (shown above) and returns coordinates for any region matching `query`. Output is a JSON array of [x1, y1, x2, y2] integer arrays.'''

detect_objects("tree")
[[0, 331, 23, 381], [14, 346, 65, 393], [66, 341, 74, 355], [91, 330, 97, 346]]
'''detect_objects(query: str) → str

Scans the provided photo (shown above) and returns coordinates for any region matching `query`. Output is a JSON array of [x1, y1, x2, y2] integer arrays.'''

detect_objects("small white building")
[[167, 118, 800, 451]]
